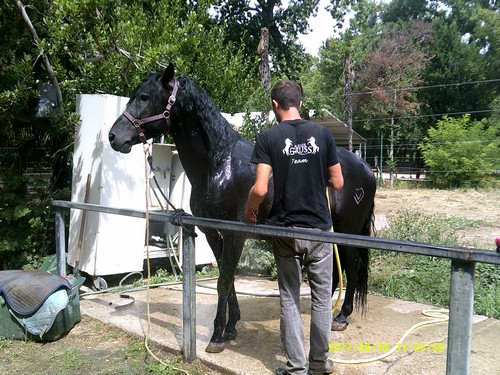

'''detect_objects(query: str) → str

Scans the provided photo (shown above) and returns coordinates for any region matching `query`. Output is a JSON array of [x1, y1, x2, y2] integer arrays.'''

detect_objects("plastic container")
[[0, 274, 82, 341]]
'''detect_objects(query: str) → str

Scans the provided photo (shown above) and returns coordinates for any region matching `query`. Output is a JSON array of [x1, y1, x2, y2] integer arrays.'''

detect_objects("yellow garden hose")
[[326, 188, 449, 364], [332, 243, 343, 312], [332, 309, 449, 364], [326, 188, 343, 313]]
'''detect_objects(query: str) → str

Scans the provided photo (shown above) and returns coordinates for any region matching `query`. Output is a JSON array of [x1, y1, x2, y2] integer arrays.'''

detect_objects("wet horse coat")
[[109, 64, 376, 353]]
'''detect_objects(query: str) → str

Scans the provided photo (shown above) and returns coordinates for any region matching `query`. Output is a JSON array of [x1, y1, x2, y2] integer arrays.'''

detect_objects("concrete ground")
[[80, 276, 499, 375]]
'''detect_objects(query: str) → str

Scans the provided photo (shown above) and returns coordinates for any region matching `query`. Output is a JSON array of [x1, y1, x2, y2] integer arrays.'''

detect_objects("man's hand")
[[245, 206, 258, 224], [245, 163, 271, 225]]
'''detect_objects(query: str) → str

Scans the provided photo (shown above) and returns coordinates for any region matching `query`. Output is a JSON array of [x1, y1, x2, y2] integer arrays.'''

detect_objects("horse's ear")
[[161, 63, 175, 89]]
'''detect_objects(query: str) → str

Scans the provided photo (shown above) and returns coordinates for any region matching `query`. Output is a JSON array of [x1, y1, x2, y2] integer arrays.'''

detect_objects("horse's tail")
[[354, 201, 375, 313]]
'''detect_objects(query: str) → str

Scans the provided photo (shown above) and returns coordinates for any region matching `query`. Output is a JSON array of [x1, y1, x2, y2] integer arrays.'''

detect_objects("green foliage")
[[420, 115, 499, 187], [0, 0, 265, 268], [214, 0, 331, 79], [239, 112, 274, 143], [238, 239, 277, 278], [371, 209, 499, 318], [0, 169, 69, 270]]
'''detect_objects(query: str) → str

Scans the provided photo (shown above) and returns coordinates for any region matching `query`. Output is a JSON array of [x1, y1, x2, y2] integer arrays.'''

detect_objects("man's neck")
[[278, 107, 302, 122]]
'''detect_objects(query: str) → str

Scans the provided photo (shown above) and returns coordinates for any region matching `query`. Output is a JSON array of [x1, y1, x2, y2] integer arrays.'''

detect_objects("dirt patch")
[[374, 188, 500, 250]]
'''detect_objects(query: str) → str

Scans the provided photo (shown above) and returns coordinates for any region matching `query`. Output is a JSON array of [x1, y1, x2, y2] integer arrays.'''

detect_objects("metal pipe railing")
[[52, 200, 499, 374]]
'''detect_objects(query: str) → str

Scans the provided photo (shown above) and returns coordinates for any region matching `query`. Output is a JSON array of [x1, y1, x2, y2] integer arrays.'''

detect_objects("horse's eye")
[[139, 93, 149, 101]]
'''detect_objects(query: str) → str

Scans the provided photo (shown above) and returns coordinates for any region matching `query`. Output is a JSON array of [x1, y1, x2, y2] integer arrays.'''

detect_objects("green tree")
[[417, 1, 498, 127], [420, 115, 499, 187], [214, 0, 360, 80], [355, 20, 432, 186], [305, 0, 379, 125], [0, 0, 261, 268]]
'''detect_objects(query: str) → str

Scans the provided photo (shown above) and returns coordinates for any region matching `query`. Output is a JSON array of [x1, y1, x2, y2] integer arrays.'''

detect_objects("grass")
[[0, 316, 217, 375], [371, 209, 499, 318]]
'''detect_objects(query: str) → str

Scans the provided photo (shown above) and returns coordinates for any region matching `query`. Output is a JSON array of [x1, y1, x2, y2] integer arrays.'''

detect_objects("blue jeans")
[[273, 231, 333, 374]]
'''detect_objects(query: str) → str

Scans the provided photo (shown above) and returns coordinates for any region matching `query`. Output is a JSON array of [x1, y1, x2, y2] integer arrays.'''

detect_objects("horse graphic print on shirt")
[[282, 136, 320, 156]]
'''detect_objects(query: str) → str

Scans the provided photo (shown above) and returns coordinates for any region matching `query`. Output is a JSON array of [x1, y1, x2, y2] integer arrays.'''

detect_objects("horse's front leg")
[[224, 274, 241, 341], [206, 273, 239, 352], [205, 233, 243, 353], [205, 290, 229, 353]]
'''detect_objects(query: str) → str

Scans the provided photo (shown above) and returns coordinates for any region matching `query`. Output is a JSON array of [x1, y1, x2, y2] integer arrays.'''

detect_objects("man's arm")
[[245, 163, 272, 224], [328, 163, 344, 192]]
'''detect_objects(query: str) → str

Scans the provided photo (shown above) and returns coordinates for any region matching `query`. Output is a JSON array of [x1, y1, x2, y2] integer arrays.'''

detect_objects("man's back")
[[252, 119, 338, 229]]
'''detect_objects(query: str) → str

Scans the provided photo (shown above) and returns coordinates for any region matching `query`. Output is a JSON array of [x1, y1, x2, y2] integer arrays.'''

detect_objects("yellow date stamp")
[[329, 342, 445, 354]]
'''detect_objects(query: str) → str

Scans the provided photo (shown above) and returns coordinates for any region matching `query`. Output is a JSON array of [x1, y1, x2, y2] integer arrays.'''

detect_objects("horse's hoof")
[[224, 330, 238, 341], [205, 342, 225, 353], [331, 321, 349, 331]]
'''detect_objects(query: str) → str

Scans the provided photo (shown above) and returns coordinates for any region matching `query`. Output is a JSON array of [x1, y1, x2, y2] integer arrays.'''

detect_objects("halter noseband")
[[122, 79, 179, 144]]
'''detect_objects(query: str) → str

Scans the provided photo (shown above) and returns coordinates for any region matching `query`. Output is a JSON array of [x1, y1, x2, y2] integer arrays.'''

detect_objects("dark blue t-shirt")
[[251, 119, 339, 229]]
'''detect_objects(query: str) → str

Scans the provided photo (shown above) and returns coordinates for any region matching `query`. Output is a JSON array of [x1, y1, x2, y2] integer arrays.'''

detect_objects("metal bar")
[[54, 207, 66, 276], [52, 200, 500, 265], [446, 260, 475, 375], [52, 199, 499, 369], [182, 225, 197, 362]]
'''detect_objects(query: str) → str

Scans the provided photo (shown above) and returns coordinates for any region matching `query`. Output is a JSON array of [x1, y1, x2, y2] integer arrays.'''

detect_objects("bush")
[[420, 115, 499, 188], [371, 209, 499, 318], [238, 239, 276, 277], [0, 169, 69, 270]]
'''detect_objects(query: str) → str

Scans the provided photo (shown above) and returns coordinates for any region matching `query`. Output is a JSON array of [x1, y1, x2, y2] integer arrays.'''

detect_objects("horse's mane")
[[178, 77, 242, 161]]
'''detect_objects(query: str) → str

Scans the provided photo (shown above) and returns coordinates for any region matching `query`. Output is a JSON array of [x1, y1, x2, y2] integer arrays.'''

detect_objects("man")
[[245, 80, 344, 375]]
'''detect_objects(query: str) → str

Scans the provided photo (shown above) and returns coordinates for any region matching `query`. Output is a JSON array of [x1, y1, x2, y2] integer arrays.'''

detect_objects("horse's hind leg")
[[331, 248, 356, 331]]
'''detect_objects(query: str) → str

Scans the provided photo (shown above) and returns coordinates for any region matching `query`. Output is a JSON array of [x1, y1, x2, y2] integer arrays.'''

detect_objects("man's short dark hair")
[[271, 80, 304, 110]]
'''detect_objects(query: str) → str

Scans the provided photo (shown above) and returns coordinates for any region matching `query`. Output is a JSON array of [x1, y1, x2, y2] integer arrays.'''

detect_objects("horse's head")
[[109, 63, 179, 153]]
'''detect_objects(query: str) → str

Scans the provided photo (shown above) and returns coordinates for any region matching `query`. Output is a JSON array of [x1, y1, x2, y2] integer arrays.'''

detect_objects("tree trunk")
[[14, 0, 64, 113], [343, 54, 354, 152], [389, 91, 396, 188], [258, 28, 271, 92]]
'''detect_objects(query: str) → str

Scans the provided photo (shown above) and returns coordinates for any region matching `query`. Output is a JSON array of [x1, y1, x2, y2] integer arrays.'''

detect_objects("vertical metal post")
[[55, 207, 66, 276], [446, 260, 475, 375], [379, 134, 384, 188], [182, 225, 196, 362]]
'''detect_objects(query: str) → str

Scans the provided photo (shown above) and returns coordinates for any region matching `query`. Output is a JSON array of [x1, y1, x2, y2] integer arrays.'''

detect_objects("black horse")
[[109, 64, 376, 353]]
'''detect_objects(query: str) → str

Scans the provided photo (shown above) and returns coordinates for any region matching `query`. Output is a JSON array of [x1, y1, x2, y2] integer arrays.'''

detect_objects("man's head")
[[271, 80, 303, 121], [271, 80, 303, 110]]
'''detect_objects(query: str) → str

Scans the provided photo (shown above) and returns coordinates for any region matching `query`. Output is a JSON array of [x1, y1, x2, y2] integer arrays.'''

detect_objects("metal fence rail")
[[52, 200, 499, 375]]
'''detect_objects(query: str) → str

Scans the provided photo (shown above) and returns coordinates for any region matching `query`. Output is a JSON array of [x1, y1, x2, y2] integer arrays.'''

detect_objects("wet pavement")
[[80, 276, 499, 375]]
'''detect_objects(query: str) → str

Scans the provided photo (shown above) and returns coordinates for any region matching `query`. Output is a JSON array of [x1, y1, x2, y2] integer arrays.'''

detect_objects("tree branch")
[[14, 0, 64, 113]]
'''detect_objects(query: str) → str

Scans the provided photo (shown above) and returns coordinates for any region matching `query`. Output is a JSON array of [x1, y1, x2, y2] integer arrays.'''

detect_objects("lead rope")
[[142, 144, 188, 374]]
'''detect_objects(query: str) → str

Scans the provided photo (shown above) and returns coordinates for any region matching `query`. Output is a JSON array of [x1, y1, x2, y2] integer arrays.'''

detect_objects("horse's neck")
[[176, 125, 239, 195], [173, 79, 241, 187], [180, 103, 240, 166]]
